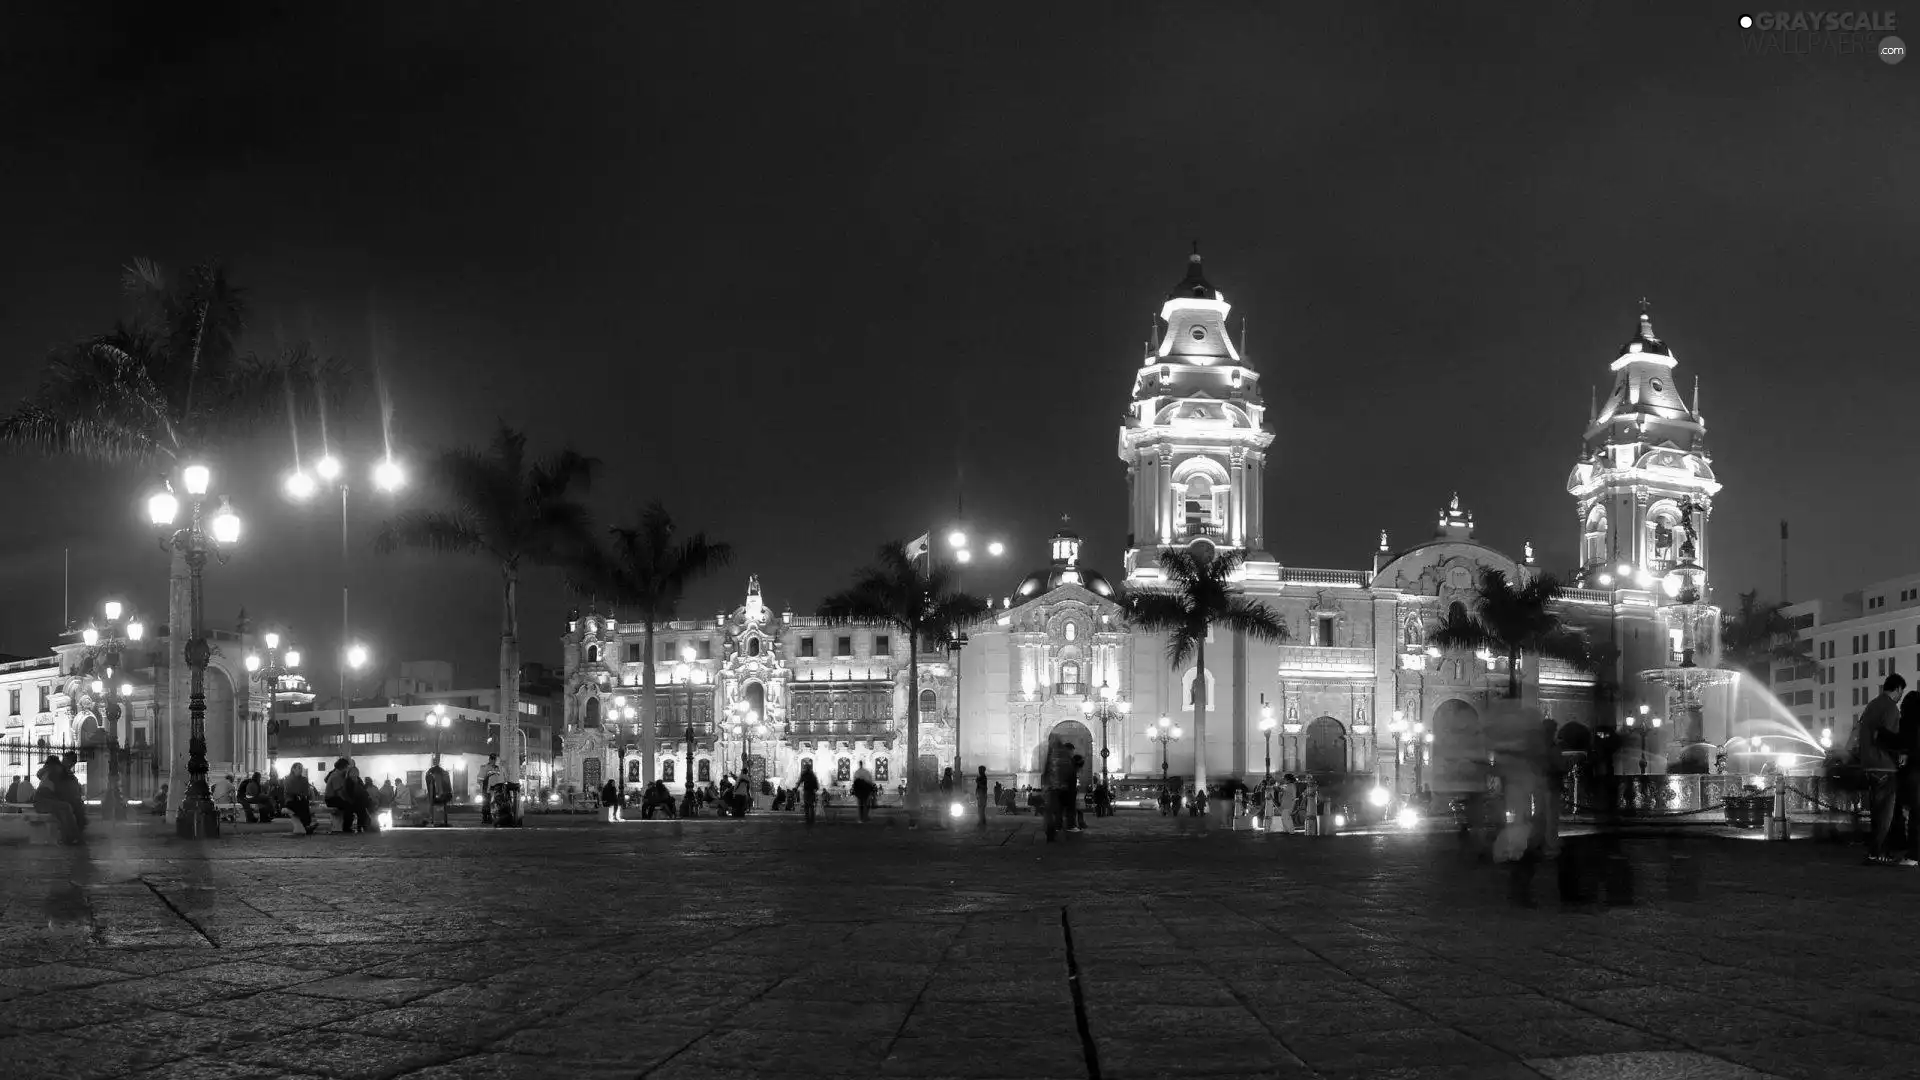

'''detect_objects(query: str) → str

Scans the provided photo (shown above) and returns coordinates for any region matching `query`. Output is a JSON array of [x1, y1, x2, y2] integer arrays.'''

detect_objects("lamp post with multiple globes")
[[931, 528, 1004, 782], [676, 647, 699, 816], [285, 451, 402, 760], [244, 632, 301, 777], [147, 462, 243, 839], [1080, 681, 1132, 792], [1146, 715, 1182, 797], [76, 600, 144, 820], [1259, 700, 1278, 784], [1623, 703, 1661, 775], [425, 702, 453, 758]]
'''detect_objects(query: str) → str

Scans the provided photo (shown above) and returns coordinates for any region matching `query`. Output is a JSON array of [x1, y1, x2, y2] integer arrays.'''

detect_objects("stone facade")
[[553, 256, 1736, 797]]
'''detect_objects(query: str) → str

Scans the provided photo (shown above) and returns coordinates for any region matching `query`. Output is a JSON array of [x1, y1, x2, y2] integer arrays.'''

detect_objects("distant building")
[[1774, 575, 1920, 753], [273, 699, 556, 797]]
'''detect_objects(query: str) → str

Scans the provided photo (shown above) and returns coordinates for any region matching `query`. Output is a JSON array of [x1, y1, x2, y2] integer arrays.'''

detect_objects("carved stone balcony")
[[1276, 645, 1377, 676]]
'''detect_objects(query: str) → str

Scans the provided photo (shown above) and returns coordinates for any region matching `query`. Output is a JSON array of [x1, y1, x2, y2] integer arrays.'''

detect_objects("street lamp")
[[285, 449, 404, 765], [1081, 681, 1132, 792], [929, 531, 1004, 782], [244, 631, 301, 777], [678, 646, 699, 816], [340, 642, 371, 753], [1259, 699, 1277, 783], [148, 461, 243, 839], [1389, 709, 1409, 797], [74, 599, 145, 820], [1146, 715, 1183, 794], [425, 702, 452, 758]]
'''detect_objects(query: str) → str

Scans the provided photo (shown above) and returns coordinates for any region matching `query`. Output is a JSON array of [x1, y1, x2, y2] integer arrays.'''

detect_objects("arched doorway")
[[1038, 719, 1097, 775], [1432, 699, 1480, 762], [1303, 717, 1347, 774]]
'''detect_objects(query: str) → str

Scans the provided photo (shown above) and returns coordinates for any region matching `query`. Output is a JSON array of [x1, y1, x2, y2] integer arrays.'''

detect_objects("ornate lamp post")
[[926, 528, 1005, 781], [147, 463, 242, 839], [677, 647, 699, 816], [1080, 681, 1131, 791], [1259, 700, 1277, 783], [1624, 703, 1661, 775], [424, 701, 452, 757], [1146, 715, 1182, 793], [244, 632, 301, 777], [75, 599, 145, 820]]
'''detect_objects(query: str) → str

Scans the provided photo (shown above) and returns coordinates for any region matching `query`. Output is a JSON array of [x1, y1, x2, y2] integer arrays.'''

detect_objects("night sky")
[[0, 2, 1911, 689]]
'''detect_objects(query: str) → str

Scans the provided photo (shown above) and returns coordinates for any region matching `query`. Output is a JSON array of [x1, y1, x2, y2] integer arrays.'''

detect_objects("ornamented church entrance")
[[1035, 720, 1096, 776], [1303, 717, 1348, 775]]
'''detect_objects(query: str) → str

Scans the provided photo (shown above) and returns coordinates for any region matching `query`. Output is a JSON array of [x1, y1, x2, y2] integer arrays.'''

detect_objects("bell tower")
[[1118, 249, 1275, 583], [1565, 302, 1722, 597]]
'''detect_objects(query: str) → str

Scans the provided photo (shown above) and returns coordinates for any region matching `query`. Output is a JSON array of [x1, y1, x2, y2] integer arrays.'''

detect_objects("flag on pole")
[[1780, 520, 1788, 540], [902, 533, 931, 562]]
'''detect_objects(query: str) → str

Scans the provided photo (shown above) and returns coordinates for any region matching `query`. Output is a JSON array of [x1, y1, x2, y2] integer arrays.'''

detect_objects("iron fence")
[[2, 737, 162, 806]]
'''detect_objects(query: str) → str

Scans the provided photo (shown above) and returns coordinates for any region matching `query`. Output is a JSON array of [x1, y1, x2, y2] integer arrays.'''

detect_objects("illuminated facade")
[[556, 257, 1741, 794]]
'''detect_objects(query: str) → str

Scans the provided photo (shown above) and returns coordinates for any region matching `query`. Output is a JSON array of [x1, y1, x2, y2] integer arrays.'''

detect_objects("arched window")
[[1448, 601, 1468, 625], [836, 757, 851, 782], [918, 689, 936, 716], [1582, 504, 1609, 567], [697, 759, 711, 783], [583, 698, 601, 729], [1183, 476, 1216, 535], [1648, 506, 1680, 570], [748, 637, 761, 657], [1064, 622, 1077, 642], [1060, 661, 1081, 693], [662, 759, 675, 782], [586, 645, 599, 663], [1180, 667, 1215, 712], [627, 760, 639, 783], [875, 757, 889, 782]]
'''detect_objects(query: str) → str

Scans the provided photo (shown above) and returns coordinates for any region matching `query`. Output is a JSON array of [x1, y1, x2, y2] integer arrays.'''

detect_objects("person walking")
[[425, 756, 453, 827], [1275, 774, 1297, 835], [799, 761, 821, 828], [479, 754, 503, 825], [323, 758, 356, 833], [851, 761, 875, 823], [601, 777, 621, 823], [1861, 674, 1907, 864], [975, 765, 989, 831], [32, 757, 83, 844], [1042, 738, 1075, 842]]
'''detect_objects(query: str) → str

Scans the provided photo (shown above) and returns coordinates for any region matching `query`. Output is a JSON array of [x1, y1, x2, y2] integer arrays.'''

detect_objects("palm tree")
[[1122, 549, 1288, 789], [818, 542, 990, 824], [0, 259, 346, 814], [1428, 566, 1592, 699], [374, 424, 598, 789], [1718, 590, 1807, 682], [564, 503, 733, 787]]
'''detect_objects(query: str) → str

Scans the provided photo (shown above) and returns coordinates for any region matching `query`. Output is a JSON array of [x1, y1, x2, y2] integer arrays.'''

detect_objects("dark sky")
[[0, 2, 1911, 688]]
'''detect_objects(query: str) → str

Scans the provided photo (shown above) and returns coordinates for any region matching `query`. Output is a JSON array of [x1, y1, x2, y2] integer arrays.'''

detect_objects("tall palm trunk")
[[499, 567, 521, 784], [1193, 635, 1208, 790], [641, 620, 657, 785], [905, 619, 921, 822], [1508, 652, 1522, 700]]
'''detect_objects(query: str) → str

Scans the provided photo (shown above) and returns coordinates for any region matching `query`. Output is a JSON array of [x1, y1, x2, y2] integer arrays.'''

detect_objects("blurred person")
[[1861, 674, 1907, 864]]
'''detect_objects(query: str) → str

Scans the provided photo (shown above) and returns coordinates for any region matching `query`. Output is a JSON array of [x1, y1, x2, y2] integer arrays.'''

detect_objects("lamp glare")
[[126, 620, 143, 641], [284, 649, 300, 667], [373, 457, 404, 491], [315, 455, 341, 481], [81, 626, 99, 647], [211, 498, 242, 544], [285, 471, 315, 499], [986, 541, 1005, 557], [147, 490, 179, 526], [103, 600, 123, 621], [182, 464, 211, 495]]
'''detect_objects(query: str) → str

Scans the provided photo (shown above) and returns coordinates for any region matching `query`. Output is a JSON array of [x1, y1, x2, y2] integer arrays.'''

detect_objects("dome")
[[1170, 249, 1217, 301], [1016, 565, 1115, 599], [1617, 311, 1671, 359]]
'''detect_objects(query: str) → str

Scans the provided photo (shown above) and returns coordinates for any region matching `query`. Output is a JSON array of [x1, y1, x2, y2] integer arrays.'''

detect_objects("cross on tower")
[[1060, 513, 1072, 527], [1638, 296, 1651, 314]]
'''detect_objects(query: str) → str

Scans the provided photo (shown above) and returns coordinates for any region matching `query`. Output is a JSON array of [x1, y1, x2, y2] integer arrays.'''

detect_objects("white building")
[[557, 253, 1748, 796], [1775, 574, 1920, 753]]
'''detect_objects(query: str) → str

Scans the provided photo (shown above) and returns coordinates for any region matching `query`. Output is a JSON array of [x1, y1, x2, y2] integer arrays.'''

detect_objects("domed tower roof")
[[1015, 527, 1115, 599], [1590, 301, 1699, 434], [1170, 244, 1218, 302]]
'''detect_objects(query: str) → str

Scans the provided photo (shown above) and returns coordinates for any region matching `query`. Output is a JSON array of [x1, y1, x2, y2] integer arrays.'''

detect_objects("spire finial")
[[1379, 529, 1389, 552], [1191, 239, 1201, 261], [1060, 512, 1071, 526], [1449, 491, 1460, 511], [1638, 295, 1650, 314], [1636, 296, 1657, 340], [1692, 375, 1700, 415]]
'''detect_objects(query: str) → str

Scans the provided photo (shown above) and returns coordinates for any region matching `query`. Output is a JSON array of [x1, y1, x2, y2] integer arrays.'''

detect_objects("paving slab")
[[2, 813, 1904, 1077]]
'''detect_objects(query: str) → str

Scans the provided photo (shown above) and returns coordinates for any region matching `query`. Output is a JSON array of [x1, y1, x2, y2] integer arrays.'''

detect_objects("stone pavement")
[[1, 811, 1915, 1080]]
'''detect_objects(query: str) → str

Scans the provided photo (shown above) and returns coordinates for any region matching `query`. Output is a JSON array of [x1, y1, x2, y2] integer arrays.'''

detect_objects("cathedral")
[[556, 254, 1730, 798]]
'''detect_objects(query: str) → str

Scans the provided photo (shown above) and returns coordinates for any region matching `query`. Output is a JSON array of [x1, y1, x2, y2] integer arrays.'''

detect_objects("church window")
[[627, 761, 639, 783], [699, 640, 713, 659], [662, 759, 675, 783], [698, 760, 711, 783], [836, 636, 852, 657], [875, 757, 889, 782], [837, 758, 851, 782], [1317, 616, 1335, 647], [874, 634, 890, 654], [1183, 476, 1217, 536], [748, 637, 761, 657], [918, 688, 935, 716], [1064, 623, 1076, 642], [800, 638, 816, 657], [583, 698, 601, 729], [625, 643, 640, 663], [1582, 505, 1609, 568], [1061, 661, 1081, 692], [1190, 326, 1206, 341], [585, 645, 599, 663]]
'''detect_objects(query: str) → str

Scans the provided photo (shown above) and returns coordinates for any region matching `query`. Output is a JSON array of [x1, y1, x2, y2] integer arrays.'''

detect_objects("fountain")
[[1635, 497, 1735, 773]]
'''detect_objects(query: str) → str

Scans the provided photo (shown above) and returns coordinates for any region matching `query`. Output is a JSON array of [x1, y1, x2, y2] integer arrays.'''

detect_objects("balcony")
[[1276, 645, 1376, 676], [1053, 682, 1088, 697], [1281, 568, 1371, 588]]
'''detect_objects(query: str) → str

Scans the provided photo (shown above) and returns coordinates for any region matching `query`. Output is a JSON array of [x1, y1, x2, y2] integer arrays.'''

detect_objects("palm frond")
[[1221, 598, 1289, 645], [372, 510, 488, 558], [1427, 604, 1496, 653]]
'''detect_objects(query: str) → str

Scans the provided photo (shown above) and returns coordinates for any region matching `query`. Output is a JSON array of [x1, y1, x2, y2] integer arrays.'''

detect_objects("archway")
[[1555, 721, 1592, 753], [583, 697, 601, 729], [743, 681, 766, 724], [1303, 717, 1347, 775], [1038, 719, 1096, 775], [1432, 699, 1480, 757]]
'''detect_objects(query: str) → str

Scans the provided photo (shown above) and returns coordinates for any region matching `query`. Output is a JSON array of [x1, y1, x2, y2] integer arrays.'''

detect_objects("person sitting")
[[239, 771, 272, 823], [144, 782, 169, 817], [640, 780, 677, 819]]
